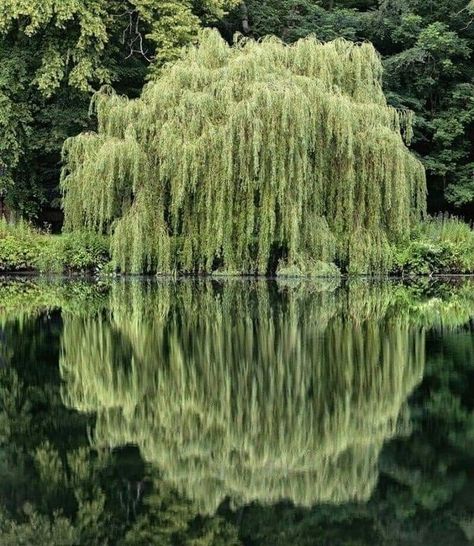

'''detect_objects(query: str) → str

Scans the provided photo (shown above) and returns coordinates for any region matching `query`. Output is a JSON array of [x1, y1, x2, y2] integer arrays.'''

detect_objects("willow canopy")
[[61, 30, 426, 275]]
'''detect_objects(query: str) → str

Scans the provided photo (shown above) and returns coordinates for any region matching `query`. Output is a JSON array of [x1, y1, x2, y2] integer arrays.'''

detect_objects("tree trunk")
[[241, 2, 250, 34]]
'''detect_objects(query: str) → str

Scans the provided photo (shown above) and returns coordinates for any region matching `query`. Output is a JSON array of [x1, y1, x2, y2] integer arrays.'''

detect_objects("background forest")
[[0, 0, 473, 225]]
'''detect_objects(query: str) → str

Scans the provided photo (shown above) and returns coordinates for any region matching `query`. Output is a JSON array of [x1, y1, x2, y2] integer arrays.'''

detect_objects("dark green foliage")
[[225, 0, 371, 42], [122, 478, 241, 545], [0, 36, 94, 219], [0, 507, 78, 546], [375, 4, 474, 213]]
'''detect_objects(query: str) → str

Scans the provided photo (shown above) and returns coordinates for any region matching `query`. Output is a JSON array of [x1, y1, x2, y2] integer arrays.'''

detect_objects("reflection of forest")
[[59, 281, 436, 512]]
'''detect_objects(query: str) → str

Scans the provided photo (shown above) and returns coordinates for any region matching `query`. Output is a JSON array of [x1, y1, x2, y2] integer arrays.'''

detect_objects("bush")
[[393, 215, 474, 275], [0, 219, 110, 273], [0, 219, 42, 271], [36, 232, 110, 273], [61, 232, 109, 272]]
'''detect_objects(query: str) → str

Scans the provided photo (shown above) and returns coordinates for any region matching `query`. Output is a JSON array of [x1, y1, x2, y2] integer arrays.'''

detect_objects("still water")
[[0, 277, 473, 545]]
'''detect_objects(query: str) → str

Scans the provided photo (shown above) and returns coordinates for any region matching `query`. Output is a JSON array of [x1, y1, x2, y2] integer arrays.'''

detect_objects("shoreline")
[[0, 272, 473, 281]]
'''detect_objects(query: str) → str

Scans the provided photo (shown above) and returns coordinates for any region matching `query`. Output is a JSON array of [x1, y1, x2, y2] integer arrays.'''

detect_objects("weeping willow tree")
[[61, 30, 426, 275], [59, 281, 435, 512]]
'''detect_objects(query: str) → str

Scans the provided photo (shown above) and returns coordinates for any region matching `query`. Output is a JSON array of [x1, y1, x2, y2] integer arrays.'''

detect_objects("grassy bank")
[[0, 216, 473, 276]]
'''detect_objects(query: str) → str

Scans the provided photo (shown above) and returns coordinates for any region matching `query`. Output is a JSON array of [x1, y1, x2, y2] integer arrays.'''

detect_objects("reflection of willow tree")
[[60, 281, 428, 512]]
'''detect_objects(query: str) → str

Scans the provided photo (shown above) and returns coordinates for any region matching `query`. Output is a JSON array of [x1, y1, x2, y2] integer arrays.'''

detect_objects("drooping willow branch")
[[61, 30, 426, 275]]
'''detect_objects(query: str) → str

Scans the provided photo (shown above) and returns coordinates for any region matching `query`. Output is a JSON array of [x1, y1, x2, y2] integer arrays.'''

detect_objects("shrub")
[[36, 232, 110, 273], [61, 232, 109, 272], [393, 215, 474, 275], [0, 219, 41, 271], [0, 219, 110, 274]]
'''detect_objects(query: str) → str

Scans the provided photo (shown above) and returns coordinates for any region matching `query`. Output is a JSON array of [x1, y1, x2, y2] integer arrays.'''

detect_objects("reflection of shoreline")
[[59, 282, 431, 512]]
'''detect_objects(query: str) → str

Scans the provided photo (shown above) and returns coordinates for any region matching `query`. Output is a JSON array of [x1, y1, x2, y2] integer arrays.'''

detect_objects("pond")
[[0, 277, 473, 545]]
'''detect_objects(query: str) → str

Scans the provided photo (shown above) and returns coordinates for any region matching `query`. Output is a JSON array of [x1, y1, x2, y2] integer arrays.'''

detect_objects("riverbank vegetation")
[[394, 215, 474, 276], [0, 220, 109, 274], [1, 214, 473, 276]]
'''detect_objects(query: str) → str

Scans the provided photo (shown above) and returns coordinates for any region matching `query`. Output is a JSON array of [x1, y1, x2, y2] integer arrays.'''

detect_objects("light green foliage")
[[0, 0, 111, 96], [394, 215, 474, 275], [3, 0, 473, 229], [62, 31, 426, 275], [0, 219, 109, 273]]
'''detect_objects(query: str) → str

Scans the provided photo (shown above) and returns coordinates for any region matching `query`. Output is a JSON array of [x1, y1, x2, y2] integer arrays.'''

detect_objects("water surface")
[[0, 277, 473, 545]]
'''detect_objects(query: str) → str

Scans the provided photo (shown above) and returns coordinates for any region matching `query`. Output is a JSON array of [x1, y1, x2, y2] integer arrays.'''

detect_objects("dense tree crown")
[[0, 0, 238, 218], [61, 30, 426, 275]]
